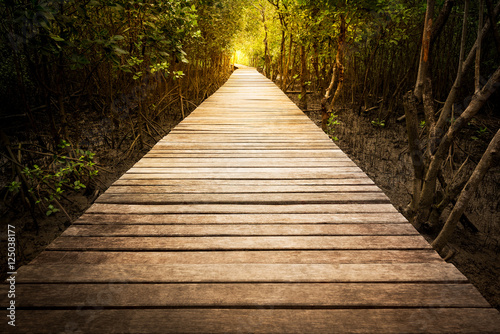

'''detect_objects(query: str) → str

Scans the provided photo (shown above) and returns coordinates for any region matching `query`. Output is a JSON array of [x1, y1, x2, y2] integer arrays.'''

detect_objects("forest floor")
[[288, 92, 500, 311], [0, 100, 195, 282]]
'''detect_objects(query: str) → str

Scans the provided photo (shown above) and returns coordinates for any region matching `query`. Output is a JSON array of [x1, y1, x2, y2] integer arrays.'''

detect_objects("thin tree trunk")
[[321, 65, 337, 131], [299, 43, 307, 110], [414, 0, 435, 101], [432, 129, 500, 252], [415, 66, 500, 228], [475, 0, 484, 93], [280, 30, 286, 89], [403, 91, 425, 215], [434, 0, 469, 145], [331, 14, 346, 107], [258, 4, 271, 78]]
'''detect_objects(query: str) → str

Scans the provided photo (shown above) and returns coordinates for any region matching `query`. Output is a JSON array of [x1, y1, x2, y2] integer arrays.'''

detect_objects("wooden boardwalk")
[[3, 68, 500, 333]]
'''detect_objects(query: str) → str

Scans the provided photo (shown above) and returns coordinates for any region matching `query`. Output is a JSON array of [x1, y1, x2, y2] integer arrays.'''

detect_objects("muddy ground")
[[0, 91, 198, 281]]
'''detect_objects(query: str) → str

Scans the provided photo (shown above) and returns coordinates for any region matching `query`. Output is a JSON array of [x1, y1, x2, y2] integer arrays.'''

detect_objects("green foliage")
[[7, 181, 21, 193], [371, 119, 385, 127], [327, 113, 340, 141], [46, 204, 59, 216], [9, 140, 99, 217]]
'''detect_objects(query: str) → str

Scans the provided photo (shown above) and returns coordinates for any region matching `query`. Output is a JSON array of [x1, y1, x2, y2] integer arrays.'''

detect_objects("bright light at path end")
[[232, 50, 249, 66]]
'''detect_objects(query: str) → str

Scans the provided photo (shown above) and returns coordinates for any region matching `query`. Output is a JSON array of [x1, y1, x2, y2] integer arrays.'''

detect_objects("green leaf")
[[50, 35, 65, 42], [113, 47, 129, 55]]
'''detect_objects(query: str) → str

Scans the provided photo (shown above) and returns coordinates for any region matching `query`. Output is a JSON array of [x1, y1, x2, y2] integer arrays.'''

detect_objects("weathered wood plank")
[[144, 150, 347, 158], [133, 160, 357, 168], [30, 250, 444, 265], [151, 144, 337, 150], [75, 212, 408, 224], [47, 235, 430, 251], [61, 223, 419, 237], [85, 203, 400, 214], [105, 184, 381, 194], [15, 263, 466, 283], [95, 192, 390, 205], [6, 309, 500, 334], [3, 283, 489, 308], [118, 172, 367, 179], [112, 178, 375, 186]]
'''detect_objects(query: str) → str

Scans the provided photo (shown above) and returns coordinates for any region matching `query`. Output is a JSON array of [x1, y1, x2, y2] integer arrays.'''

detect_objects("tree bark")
[[321, 66, 337, 131], [331, 14, 346, 107], [414, 0, 435, 101], [475, 0, 484, 93], [432, 129, 500, 253], [434, 0, 469, 141], [414, 66, 500, 228], [403, 91, 425, 215], [299, 43, 308, 110]]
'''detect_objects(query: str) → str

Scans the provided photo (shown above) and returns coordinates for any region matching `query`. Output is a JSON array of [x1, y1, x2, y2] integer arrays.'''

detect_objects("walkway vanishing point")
[[3, 67, 500, 333]]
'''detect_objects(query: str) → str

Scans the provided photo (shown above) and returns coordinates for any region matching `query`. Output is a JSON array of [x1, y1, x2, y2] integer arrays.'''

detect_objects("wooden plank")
[[144, 150, 347, 158], [47, 235, 430, 251], [95, 192, 391, 205], [112, 178, 376, 186], [76, 213, 408, 224], [151, 144, 336, 149], [105, 184, 381, 194], [133, 160, 357, 168], [15, 263, 466, 283], [4, 283, 490, 308], [117, 172, 367, 179], [7, 309, 500, 334], [85, 203, 400, 214], [61, 223, 419, 237], [30, 250, 444, 265], [126, 167, 364, 174]]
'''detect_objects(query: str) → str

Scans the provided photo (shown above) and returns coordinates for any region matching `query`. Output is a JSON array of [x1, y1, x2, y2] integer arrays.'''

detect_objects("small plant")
[[46, 204, 59, 216], [471, 127, 488, 141], [7, 181, 21, 193], [419, 120, 426, 128], [371, 118, 386, 127], [477, 127, 488, 135], [5, 140, 99, 217], [327, 113, 340, 141]]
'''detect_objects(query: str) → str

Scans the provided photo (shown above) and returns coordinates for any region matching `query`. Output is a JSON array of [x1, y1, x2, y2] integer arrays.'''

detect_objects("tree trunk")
[[280, 30, 286, 89], [434, 0, 469, 144], [331, 14, 346, 107], [403, 91, 425, 215], [299, 43, 308, 110], [432, 129, 500, 253], [414, 66, 500, 228], [321, 66, 337, 131], [414, 0, 435, 101], [259, 4, 271, 78], [475, 0, 484, 93]]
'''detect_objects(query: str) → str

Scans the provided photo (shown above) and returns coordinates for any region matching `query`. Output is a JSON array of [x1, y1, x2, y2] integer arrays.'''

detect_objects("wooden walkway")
[[3, 68, 500, 333]]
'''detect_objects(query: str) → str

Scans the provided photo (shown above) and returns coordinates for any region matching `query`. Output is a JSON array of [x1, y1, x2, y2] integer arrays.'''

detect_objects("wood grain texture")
[[47, 235, 431, 251], [30, 250, 443, 264], [15, 263, 467, 283], [4, 309, 500, 334], [2, 283, 489, 308], [75, 212, 408, 224], [8, 67, 499, 333], [61, 223, 419, 237]]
